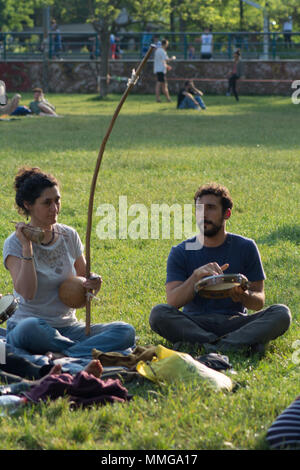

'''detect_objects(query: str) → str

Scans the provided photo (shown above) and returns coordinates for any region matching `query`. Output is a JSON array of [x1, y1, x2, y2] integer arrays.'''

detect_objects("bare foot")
[[84, 359, 103, 378], [48, 364, 63, 376], [32, 364, 62, 386]]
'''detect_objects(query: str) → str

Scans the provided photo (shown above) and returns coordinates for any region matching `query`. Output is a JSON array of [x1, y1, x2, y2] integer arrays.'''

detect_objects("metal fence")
[[0, 31, 299, 61]]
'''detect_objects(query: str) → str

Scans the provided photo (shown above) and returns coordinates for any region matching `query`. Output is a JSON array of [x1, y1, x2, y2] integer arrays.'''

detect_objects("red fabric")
[[24, 371, 131, 407]]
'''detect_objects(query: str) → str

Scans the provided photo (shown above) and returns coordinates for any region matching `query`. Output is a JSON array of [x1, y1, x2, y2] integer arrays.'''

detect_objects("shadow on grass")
[[1, 93, 299, 158], [1, 112, 298, 155], [258, 225, 300, 245]]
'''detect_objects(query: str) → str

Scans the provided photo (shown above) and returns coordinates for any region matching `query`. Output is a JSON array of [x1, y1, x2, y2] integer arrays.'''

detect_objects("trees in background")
[[0, 0, 50, 31], [83, 0, 171, 97], [1, 0, 299, 97], [1, 0, 300, 33]]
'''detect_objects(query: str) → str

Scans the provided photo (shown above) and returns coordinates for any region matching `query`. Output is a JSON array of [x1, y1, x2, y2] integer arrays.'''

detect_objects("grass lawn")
[[0, 92, 299, 451]]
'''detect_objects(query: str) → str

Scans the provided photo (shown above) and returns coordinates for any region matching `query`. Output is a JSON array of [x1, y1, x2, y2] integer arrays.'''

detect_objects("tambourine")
[[194, 273, 249, 299], [0, 294, 19, 324]]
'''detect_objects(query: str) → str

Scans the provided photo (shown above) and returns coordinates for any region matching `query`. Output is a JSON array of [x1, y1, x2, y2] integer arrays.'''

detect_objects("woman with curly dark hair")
[[3, 167, 135, 358]]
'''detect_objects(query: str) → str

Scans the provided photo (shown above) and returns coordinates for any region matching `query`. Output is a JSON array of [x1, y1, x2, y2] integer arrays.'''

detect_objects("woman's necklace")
[[41, 229, 55, 246]]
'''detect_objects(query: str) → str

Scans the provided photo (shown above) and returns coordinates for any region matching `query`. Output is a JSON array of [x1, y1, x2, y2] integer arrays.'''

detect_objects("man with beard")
[[149, 183, 291, 355]]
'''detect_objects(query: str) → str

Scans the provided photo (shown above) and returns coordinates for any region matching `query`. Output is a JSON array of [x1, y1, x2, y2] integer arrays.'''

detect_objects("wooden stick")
[[85, 45, 156, 336], [10, 221, 68, 237]]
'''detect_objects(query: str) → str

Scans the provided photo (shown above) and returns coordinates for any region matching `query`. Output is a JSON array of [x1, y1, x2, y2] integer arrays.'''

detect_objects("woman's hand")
[[15, 222, 33, 248], [83, 273, 102, 295], [74, 255, 102, 295]]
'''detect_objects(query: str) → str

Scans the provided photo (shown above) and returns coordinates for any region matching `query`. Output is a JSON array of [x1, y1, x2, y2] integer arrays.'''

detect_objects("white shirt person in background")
[[153, 39, 176, 103], [283, 16, 293, 48], [201, 27, 213, 60]]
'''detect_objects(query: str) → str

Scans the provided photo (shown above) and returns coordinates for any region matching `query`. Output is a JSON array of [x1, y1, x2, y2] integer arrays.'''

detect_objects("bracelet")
[[21, 256, 33, 261]]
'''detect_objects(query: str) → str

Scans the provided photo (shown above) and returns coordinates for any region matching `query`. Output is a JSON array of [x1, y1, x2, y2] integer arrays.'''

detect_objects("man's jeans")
[[149, 303, 291, 352]]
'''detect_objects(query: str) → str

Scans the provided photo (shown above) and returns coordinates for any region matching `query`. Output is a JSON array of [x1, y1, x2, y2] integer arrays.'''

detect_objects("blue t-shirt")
[[166, 233, 266, 316]]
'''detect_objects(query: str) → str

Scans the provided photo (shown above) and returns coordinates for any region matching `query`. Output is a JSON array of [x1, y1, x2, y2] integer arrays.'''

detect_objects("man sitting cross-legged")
[[149, 183, 291, 356]]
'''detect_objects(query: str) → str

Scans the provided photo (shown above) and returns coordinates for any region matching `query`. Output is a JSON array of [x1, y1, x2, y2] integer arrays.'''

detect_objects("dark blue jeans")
[[7, 318, 136, 359]]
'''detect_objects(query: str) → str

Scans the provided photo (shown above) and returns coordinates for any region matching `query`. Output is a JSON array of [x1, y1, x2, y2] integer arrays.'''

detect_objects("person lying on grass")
[[29, 88, 59, 117], [149, 182, 291, 356]]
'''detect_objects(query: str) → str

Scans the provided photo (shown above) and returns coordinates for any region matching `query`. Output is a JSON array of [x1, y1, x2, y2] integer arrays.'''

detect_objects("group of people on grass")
[[0, 86, 58, 118], [0, 42, 297, 446], [0, 165, 297, 448], [154, 39, 244, 106], [1, 39, 243, 120]]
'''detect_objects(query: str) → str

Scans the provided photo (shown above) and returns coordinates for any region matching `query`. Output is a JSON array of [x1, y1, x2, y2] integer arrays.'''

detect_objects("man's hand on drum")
[[193, 262, 229, 282], [83, 273, 102, 295], [229, 285, 248, 303]]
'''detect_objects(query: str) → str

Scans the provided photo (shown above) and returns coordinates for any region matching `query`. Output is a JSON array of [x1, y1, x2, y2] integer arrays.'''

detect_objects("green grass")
[[0, 93, 299, 451]]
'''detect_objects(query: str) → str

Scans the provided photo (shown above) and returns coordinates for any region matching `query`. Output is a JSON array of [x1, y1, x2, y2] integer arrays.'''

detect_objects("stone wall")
[[1, 59, 299, 95]]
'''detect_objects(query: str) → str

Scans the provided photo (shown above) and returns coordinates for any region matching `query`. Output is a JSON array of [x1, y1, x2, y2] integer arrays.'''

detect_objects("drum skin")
[[0, 294, 19, 324], [194, 273, 249, 299]]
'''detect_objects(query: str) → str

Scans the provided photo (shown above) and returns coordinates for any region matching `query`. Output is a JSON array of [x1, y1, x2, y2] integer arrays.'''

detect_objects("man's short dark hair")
[[194, 183, 233, 213]]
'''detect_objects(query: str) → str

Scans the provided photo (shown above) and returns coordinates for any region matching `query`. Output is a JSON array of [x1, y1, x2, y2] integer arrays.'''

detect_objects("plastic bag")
[[0, 395, 27, 416], [136, 345, 233, 392]]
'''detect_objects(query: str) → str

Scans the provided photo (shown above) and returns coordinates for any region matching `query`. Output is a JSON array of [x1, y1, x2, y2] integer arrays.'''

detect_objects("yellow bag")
[[136, 345, 233, 392]]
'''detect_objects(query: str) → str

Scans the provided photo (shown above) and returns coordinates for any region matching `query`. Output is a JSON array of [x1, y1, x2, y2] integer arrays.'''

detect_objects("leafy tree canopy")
[[0, 0, 53, 31], [1, 0, 299, 32]]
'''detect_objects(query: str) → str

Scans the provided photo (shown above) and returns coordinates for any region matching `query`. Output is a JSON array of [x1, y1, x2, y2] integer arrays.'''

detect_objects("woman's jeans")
[[6, 318, 136, 359]]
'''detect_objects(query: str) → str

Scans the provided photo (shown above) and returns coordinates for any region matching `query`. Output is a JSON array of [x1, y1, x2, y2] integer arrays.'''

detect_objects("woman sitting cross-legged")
[[3, 167, 136, 359]]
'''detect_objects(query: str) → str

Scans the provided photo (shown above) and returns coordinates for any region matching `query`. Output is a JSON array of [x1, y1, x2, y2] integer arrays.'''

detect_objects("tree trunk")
[[92, 21, 110, 98], [170, 7, 176, 49], [239, 0, 244, 30]]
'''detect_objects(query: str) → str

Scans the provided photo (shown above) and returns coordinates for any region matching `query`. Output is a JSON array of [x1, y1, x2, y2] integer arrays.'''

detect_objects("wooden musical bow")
[[85, 45, 156, 335]]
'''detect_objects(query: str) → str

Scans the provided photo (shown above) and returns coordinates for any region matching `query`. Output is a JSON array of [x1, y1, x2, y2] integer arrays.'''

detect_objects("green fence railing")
[[0, 31, 299, 61]]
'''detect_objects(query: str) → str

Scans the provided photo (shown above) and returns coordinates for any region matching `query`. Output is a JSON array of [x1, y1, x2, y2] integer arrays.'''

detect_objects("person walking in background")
[[200, 27, 213, 59], [153, 39, 176, 103], [283, 16, 293, 48], [226, 49, 244, 101], [51, 19, 62, 59], [142, 27, 152, 57]]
